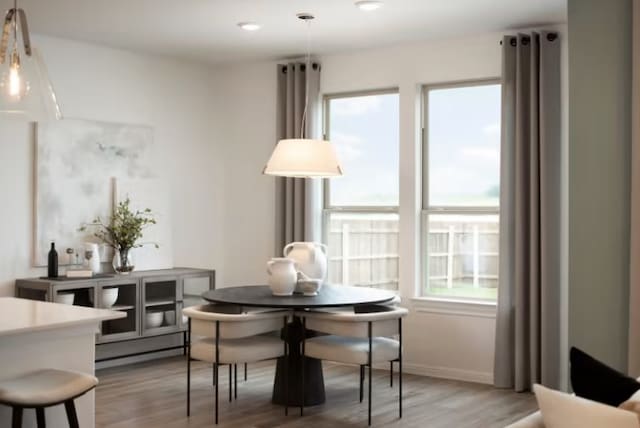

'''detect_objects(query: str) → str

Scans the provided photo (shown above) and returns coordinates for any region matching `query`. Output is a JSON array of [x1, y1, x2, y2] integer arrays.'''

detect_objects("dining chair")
[[368, 295, 401, 387], [183, 304, 291, 424], [297, 305, 408, 426], [313, 295, 403, 389]]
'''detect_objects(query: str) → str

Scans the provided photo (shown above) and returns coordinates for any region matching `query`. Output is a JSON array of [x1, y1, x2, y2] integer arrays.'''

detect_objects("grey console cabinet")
[[15, 268, 214, 360]]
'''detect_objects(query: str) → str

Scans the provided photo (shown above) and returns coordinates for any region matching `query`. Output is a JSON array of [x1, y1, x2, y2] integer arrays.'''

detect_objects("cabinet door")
[[179, 271, 215, 328], [142, 276, 181, 336], [96, 278, 140, 343]]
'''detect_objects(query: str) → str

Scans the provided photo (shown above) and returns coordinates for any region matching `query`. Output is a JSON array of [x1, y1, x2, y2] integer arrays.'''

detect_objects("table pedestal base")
[[272, 317, 325, 407], [272, 355, 325, 406]]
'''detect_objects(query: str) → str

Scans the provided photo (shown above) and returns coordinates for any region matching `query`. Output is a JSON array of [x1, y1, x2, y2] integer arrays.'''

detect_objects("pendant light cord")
[[13, 0, 17, 52], [299, 18, 312, 139]]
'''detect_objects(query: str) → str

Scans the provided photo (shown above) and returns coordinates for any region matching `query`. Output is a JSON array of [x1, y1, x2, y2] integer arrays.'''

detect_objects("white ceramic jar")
[[283, 242, 328, 281], [266, 258, 297, 296]]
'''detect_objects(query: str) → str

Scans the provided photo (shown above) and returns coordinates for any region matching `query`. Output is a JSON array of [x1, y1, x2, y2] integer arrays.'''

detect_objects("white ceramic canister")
[[283, 242, 328, 281], [84, 243, 101, 274], [266, 258, 297, 296]]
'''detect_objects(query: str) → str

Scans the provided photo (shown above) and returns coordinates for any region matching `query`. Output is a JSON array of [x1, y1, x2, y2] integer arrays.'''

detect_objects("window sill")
[[410, 297, 497, 318]]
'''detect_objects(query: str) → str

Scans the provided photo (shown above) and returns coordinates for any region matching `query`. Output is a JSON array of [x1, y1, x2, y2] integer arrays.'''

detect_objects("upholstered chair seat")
[[304, 335, 400, 366], [191, 335, 284, 364], [0, 369, 97, 428], [0, 369, 97, 407]]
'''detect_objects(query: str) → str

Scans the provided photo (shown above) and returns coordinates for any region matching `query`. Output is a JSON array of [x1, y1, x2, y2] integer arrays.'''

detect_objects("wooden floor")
[[96, 357, 537, 428]]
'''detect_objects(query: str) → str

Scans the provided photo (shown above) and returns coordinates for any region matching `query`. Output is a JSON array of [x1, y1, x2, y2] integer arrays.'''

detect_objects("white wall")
[[219, 29, 567, 382], [0, 35, 227, 296]]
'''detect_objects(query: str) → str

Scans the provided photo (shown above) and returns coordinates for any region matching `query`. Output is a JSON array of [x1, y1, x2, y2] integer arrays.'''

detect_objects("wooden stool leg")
[[11, 406, 23, 428], [36, 407, 46, 428], [64, 400, 80, 428]]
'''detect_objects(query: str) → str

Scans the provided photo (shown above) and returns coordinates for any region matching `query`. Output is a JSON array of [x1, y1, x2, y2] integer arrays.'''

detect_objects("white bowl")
[[100, 288, 119, 308], [54, 293, 75, 305], [164, 310, 176, 326], [146, 312, 164, 328], [298, 279, 323, 296]]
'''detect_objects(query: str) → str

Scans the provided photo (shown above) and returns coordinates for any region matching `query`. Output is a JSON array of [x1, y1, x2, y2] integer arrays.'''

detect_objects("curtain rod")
[[499, 32, 558, 45]]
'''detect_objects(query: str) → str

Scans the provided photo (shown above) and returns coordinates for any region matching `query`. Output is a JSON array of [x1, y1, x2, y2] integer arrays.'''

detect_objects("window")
[[422, 81, 501, 301], [323, 90, 400, 290]]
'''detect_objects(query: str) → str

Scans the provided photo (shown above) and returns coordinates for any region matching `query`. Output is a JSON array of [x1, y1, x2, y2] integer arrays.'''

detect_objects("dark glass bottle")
[[47, 242, 58, 278]]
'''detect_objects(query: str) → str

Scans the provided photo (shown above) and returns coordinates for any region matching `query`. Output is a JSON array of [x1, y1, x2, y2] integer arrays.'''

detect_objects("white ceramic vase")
[[283, 242, 328, 281], [266, 258, 297, 296], [84, 243, 101, 274]]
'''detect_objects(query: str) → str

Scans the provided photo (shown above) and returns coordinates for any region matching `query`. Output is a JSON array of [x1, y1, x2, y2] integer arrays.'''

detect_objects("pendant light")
[[263, 13, 343, 178], [0, 0, 62, 120]]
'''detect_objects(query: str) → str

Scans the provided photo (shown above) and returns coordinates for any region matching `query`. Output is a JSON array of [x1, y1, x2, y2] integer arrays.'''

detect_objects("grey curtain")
[[630, 0, 640, 376], [274, 62, 322, 255], [494, 32, 562, 391]]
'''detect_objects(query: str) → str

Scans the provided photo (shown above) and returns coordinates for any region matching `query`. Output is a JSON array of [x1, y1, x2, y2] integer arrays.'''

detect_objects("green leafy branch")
[[79, 198, 159, 251]]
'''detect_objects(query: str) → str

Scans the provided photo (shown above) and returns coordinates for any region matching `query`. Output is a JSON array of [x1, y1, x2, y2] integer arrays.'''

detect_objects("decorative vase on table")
[[283, 242, 327, 293], [84, 243, 101, 274], [112, 248, 135, 275], [79, 198, 157, 276], [266, 258, 297, 296]]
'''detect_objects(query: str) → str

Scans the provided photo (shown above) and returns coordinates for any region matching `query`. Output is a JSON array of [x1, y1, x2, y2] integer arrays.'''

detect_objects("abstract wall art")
[[34, 119, 157, 266]]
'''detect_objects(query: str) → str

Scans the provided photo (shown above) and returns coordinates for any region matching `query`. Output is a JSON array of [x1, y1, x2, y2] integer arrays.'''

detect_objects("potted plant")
[[80, 198, 158, 274]]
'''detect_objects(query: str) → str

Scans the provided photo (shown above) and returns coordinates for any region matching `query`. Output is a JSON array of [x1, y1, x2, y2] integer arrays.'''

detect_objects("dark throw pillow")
[[570, 347, 640, 406]]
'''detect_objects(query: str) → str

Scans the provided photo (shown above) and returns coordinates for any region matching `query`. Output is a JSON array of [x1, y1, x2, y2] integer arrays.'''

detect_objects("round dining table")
[[202, 284, 396, 407]]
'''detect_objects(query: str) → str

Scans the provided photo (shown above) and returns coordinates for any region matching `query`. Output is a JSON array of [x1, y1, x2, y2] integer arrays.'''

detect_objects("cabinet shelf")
[[145, 299, 176, 307], [111, 304, 135, 311]]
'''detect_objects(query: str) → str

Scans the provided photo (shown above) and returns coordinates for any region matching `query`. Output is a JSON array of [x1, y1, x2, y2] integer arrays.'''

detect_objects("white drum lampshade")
[[263, 138, 343, 178]]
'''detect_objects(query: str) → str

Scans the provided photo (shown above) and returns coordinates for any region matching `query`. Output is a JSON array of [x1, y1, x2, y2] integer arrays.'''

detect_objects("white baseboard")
[[400, 362, 493, 385], [354, 361, 493, 385]]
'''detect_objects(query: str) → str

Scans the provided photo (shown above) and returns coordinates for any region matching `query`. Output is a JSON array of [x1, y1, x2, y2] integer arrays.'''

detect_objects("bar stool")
[[0, 369, 98, 428]]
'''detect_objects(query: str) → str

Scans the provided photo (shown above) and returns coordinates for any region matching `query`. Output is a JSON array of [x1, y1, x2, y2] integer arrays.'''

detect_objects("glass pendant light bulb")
[[7, 50, 29, 100]]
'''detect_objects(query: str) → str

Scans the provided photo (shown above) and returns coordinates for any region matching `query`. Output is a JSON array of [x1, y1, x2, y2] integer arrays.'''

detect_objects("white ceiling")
[[17, 0, 567, 65]]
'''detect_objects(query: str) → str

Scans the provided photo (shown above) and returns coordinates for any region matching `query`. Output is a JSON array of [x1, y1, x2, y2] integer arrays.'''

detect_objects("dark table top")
[[202, 284, 395, 309]]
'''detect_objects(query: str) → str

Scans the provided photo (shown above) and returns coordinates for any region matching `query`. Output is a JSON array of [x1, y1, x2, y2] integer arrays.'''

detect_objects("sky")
[[328, 84, 501, 208], [329, 93, 400, 206]]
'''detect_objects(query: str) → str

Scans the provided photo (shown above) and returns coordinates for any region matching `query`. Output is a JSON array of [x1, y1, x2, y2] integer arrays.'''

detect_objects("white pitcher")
[[266, 258, 297, 296], [283, 242, 328, 281]]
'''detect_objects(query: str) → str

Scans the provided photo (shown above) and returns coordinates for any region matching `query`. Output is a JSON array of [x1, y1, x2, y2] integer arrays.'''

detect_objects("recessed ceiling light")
[[355, 1, 383, 11], [237, 22, 261, 31]]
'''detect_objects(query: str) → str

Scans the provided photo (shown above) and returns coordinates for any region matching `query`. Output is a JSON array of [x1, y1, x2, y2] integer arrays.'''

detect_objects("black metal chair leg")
[[390, 361, 393, 387], [244, 363, 247, 381], [399, 318, 403, 419], [215, 321, 220, 425], [234, 364, 238, 400], [11, 407, 22, 428], [36, 407, 46, 428], [359, 365, 365, 402], [301, 317, 306, 416], [187, 319, 192, 416], [368, 322, 372, 426], [64, 400, 79, 428], [183, 330, 187, 356], [228, 364, 232, 403]]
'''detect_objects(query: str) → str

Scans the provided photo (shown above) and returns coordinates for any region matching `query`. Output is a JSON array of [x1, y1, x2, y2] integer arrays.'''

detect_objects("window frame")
[[322, 87, 400, 212], [322, 88, 401, 289], [421, 78, 501, 302]]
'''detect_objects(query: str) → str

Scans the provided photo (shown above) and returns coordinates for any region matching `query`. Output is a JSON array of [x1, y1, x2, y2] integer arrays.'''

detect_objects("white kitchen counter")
[[0, 297, 124, 427]]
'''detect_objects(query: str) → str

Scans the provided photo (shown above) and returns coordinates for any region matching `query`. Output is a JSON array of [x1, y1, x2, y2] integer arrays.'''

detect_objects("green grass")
[[427, 285, 497, 301]]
